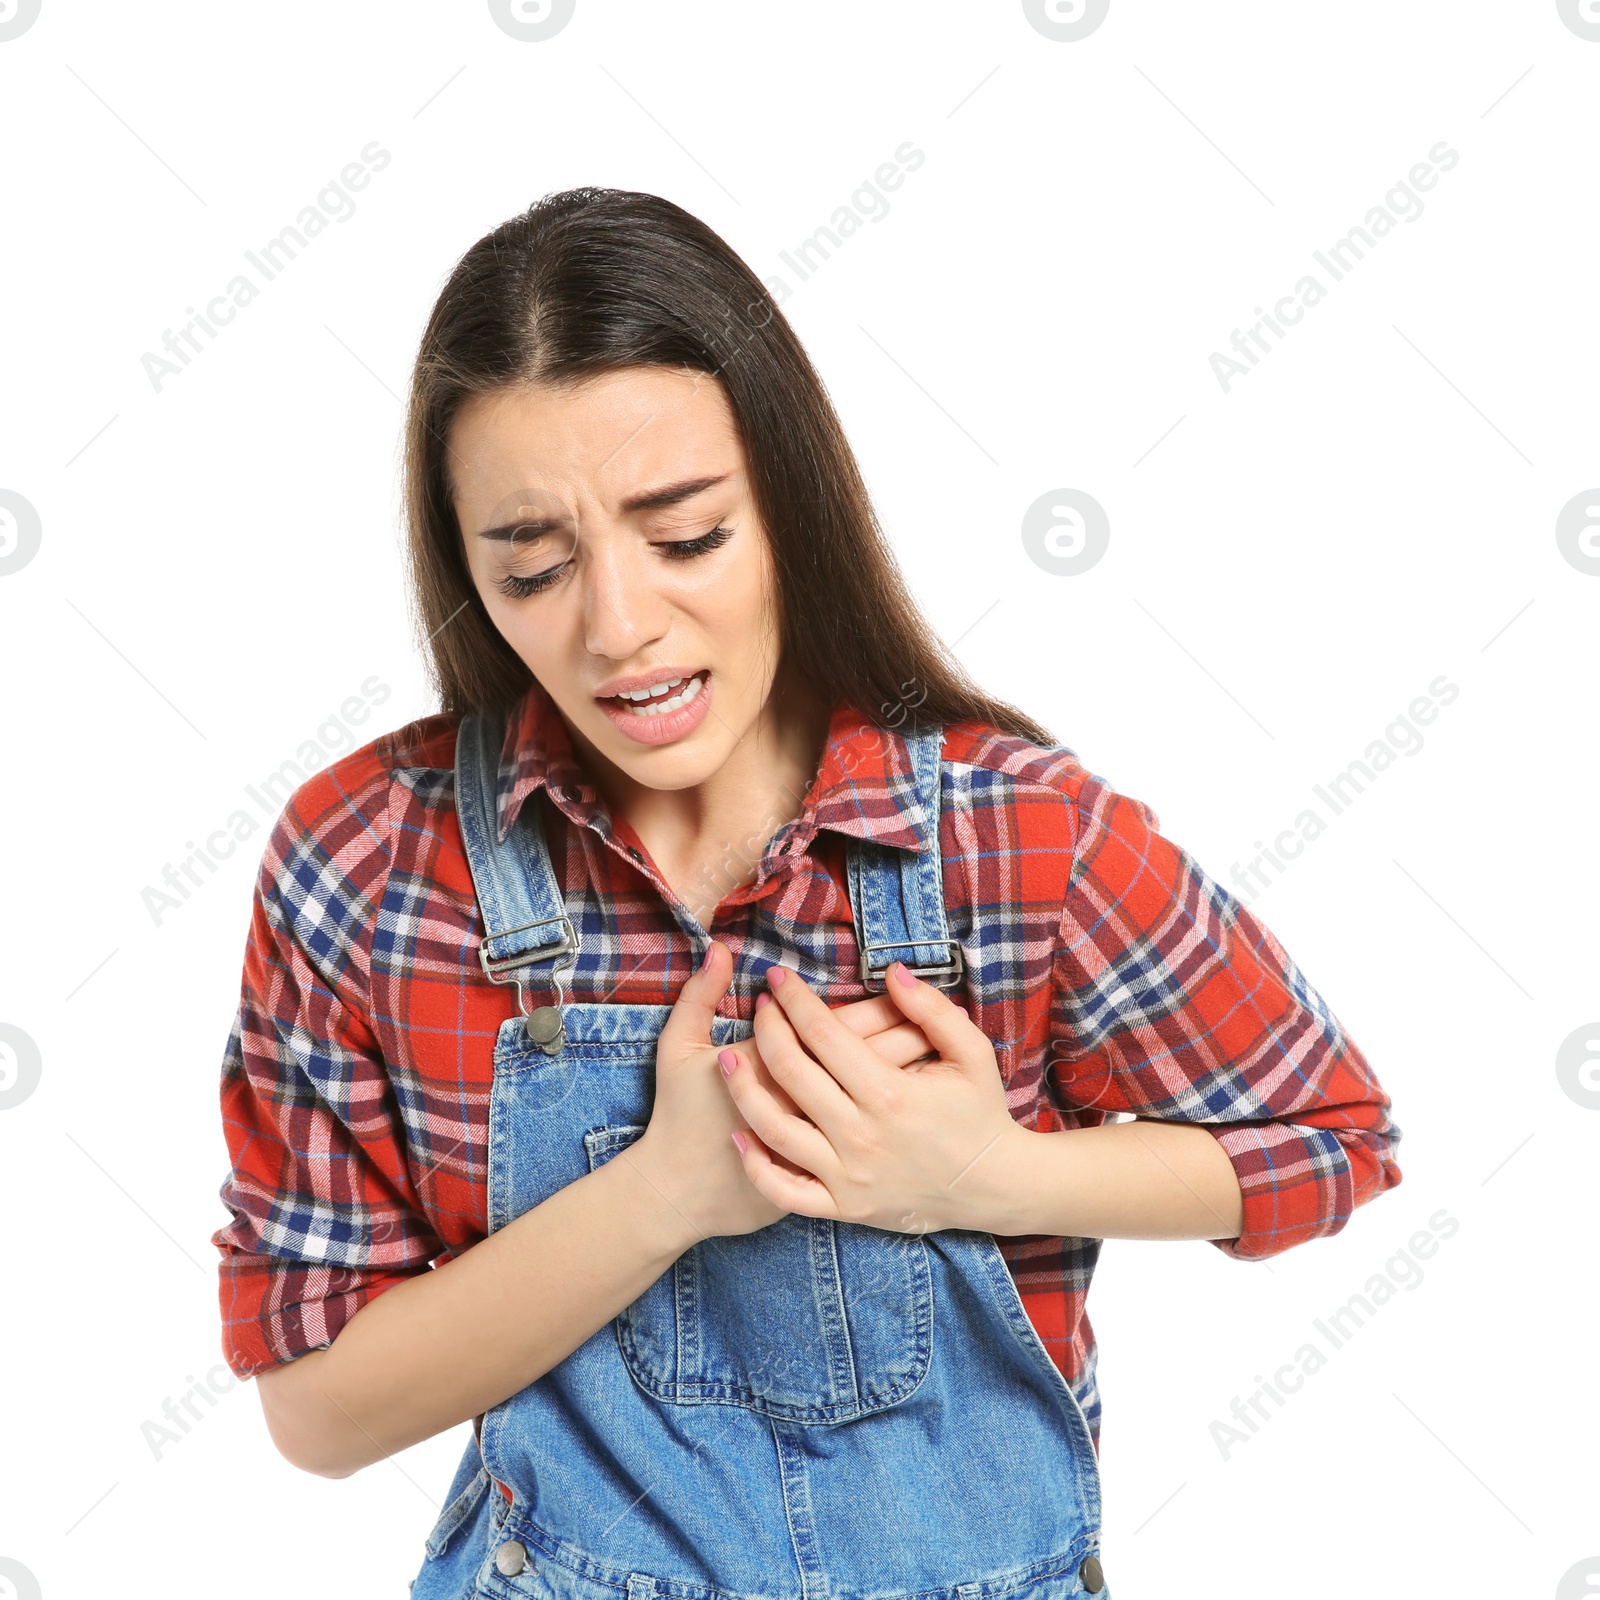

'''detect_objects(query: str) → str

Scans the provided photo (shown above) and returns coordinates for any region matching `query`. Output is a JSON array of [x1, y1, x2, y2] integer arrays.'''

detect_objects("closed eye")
[[495, 523, 735, 600], [655, 523, 735, 560], [496, 564, 570, 600]]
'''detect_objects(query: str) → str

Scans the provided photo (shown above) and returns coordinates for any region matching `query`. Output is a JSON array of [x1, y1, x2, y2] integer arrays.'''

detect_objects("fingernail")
[[893, 961, 920, 988], [718, 1048, 739, 1077], [731, 1130, 748, 1154], [766, 965, 786, 988], [700, 943, 716, 973], [755, 992, 771, 1010]]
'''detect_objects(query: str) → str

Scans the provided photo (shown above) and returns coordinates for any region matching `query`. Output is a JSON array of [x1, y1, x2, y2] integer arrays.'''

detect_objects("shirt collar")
[[495, 679, 596, 844], [801, 705, 933, 853], [493, 678, 935, 853]]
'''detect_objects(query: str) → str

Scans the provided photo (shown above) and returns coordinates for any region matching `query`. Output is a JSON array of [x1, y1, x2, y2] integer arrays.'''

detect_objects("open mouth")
[[595, 668, 715, 746], [602, 671, 708, 718]]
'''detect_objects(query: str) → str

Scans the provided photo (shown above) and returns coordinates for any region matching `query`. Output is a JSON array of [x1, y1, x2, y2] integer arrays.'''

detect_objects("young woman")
[[212, 188, 1402, 1600]]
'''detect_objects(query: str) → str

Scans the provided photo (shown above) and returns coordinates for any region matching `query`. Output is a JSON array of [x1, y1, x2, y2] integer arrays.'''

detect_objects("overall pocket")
[[421, 1451, 490, 1561], [584, 1123, 934, 1423]]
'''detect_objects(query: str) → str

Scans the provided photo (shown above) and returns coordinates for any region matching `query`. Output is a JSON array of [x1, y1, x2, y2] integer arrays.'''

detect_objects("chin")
[[586, 712, 733, 785], [621, 748, 731, 792]]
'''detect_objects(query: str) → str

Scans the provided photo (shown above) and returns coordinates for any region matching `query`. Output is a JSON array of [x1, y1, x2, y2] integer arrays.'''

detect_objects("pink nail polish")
[[718, 1048, 738, 1076], [766, 965, 786, 987], [731, 1130, 748, 1154], [893, 961, 920, 988], [701, 943, 716, 973], [755, 992, 771, 1010]]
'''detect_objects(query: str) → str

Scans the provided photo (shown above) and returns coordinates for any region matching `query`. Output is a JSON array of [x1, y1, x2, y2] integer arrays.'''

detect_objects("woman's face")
[[450, 366, 783, 794]]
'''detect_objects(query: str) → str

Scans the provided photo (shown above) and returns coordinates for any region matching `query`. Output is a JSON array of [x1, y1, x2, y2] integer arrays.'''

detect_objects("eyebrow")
[[473, 473, 731, 541]]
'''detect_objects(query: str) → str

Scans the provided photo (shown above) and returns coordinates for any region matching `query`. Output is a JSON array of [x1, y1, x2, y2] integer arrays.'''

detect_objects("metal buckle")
[[478, 916, 580, 1054], [477, 916, 579, 983], [858, 939, 964, 991]]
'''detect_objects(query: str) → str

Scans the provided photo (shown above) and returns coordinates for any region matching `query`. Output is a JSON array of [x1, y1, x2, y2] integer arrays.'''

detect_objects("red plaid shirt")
[[212, 679, 1402, 1451]]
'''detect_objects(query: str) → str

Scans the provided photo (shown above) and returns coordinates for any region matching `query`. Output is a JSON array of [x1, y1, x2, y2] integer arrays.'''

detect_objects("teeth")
[[622, 674, 704, 717], [620, 676, 686, 702]]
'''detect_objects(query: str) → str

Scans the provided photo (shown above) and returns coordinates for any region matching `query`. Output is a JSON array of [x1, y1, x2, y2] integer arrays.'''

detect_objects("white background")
[[1, 2, 1596, 1597]]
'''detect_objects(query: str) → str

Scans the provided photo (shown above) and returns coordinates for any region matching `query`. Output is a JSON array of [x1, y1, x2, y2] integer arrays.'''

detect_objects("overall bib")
[[410, 711, 1110, 1600]]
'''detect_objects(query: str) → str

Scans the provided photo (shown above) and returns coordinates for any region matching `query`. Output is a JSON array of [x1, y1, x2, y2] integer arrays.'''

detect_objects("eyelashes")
[[496, 563, 566, 602], [658, 523, 735, 561], [495, 523, 735, 600]]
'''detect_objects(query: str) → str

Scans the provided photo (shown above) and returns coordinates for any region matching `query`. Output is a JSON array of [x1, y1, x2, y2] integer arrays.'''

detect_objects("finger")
[[656, 942, 733, 1059], [752, 987, 859, 1132], [720, 1014, 811, 1123], [863, 1020, 940, 1069], [881, 961, 990, 1064], [829, 991, 974, 1042], [731, 1127, 841, 1220], [730, 1012, 931, 1109], [765, 964, 895, 1106], [719, 1047, 841, 1182], [751, 993, 936, 1071], [829, 993, 914, 1039]]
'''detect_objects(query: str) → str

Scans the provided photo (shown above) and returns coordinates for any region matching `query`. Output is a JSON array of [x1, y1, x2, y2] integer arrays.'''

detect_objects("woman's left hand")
[[716, 960, 1033, 1235]]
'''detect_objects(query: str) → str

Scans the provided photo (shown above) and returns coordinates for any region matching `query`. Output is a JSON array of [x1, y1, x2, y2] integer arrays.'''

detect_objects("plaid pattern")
[[212, 679, 1402, 1449]]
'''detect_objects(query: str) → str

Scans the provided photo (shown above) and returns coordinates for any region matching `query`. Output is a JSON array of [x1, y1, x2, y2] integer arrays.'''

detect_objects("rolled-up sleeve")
[[1044, 771, 1402, 1261], [212, 786, 444, 1378]]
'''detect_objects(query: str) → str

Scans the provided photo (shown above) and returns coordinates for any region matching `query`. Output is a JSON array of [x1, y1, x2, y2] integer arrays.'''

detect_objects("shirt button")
[[495, 1539, 528, 1576], [1078, 1553, 1105, 1593], [561, 785, 581, 803]]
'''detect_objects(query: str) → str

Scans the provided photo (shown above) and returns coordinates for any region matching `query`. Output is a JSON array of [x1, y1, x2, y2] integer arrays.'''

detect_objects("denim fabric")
[[411, 718, 1108, 1600]]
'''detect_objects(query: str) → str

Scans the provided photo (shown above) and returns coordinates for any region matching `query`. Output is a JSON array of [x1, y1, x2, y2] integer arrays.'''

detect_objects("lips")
[[600, 672, 705, 715], [596, 670, 714, 746]]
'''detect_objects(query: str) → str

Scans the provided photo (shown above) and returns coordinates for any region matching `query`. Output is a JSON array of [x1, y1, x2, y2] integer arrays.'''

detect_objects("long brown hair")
[[402, 186, 1054, 745]]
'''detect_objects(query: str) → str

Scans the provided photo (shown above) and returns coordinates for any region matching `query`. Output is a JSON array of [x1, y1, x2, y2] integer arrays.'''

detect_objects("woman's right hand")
[[628, 941, 943, 1246]]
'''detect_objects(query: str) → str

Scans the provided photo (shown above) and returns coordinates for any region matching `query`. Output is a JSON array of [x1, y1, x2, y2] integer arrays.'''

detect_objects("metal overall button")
[[494, 1538, 528, 1576], [477, 914, 577, 1056], [522, 1005, 565, 1051], [1079, 1553, 1105, 1593]]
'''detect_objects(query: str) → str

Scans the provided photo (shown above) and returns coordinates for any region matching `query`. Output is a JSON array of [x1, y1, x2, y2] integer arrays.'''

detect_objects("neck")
[[568, 670, 834, 912]]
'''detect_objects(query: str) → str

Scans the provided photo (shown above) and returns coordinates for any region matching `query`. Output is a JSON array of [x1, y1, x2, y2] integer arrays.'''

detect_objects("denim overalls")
[[410, 709, 1110, 1600]]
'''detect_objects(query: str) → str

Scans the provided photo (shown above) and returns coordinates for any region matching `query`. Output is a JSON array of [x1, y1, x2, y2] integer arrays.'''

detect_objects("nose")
[[580, 534, 669, 663]]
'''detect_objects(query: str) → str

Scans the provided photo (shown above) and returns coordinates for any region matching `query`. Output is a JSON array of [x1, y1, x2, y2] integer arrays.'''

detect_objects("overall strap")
[[454, 707, 579, 1052], [845, 726, 964, 991]]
